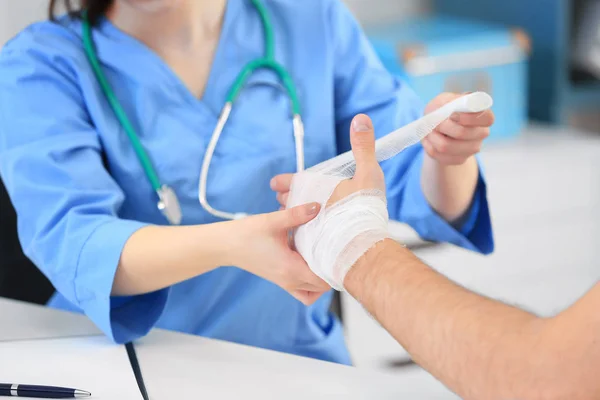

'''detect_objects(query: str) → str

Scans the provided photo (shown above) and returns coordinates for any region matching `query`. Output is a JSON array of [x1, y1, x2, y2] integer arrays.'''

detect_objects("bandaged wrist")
[[289, 174, 391, 291], [311, 190, 390, 290]]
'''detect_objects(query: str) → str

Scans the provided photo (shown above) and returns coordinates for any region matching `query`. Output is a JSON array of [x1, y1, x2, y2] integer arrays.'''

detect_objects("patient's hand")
[[271, 114, 389, 291]]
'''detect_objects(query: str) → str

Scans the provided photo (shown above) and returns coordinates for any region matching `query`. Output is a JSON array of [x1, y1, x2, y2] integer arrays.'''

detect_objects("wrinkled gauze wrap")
[[287, 92, 493, 291]]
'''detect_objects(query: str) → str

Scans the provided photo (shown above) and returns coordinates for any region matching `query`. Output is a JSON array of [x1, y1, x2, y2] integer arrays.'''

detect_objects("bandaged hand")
[[234, 202, 331, 305], [271, 114, 390, 291], [422, 92, 494, 166]]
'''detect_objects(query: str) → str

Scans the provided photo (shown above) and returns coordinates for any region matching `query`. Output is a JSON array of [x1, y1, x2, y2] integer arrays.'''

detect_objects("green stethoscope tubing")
[[81, 0, 303, 210], [226, 0, 302, 115], [82, 11, 162, 191], [227, 58, 301, 115]]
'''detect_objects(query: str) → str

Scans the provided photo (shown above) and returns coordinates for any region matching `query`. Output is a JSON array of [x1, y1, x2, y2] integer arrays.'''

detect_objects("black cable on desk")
[[125, 342, 150, 400]]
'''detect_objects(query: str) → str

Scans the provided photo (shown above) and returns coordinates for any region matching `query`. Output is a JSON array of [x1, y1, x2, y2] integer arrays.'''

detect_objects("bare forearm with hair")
[[344, 239, 600, 399], [113, 222, 236, 296], [421, 155, 479, 223]]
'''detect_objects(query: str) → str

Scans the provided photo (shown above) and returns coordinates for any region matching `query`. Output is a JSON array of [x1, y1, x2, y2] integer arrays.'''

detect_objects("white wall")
[[0, 0, 48, 47], [343, 0, 430, 25], [0, 0, 430, 47]]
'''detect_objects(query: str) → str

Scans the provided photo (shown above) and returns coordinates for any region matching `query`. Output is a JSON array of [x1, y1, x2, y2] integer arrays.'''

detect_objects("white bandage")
[[288, 173, 390, 290], [289, 92, 493, 291]]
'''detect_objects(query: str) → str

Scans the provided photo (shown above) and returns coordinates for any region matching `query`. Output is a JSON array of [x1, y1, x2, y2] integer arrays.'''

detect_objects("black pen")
[[0, 383, 90, 398]]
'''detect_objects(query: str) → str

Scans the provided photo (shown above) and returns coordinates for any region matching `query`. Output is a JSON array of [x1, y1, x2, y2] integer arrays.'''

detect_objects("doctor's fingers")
[[276, 192, 289, 208], [425, 93, 495, 127], [270, 202, 321, 229], [422, 138, 474, 165], [436, 119, 490, 140], [283, 254, 330, 292], [297, 282, 330, 293], [450, 109, 495, 128], [425, 131, 483, 156], [270, 173, 294, 192], [289, 278, 331, 293], [295, 270, 330, 292], [425, 92, 462, 114], [291, 289, 328, 306]]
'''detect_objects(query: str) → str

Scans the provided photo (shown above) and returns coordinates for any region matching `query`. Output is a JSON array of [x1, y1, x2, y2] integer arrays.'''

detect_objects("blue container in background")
[[366, 16, 530, 140]]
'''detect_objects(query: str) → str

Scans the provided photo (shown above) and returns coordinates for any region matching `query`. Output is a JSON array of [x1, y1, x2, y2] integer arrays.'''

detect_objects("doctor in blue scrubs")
[[0, 0, 494, 365]]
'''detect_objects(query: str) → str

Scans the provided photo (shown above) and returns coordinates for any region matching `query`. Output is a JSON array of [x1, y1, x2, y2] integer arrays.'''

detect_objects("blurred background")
[[1, 1, 600, 397]]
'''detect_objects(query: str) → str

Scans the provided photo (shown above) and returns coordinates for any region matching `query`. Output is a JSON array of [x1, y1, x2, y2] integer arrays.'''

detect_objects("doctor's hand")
[[233, 203, 331, 305], [423, 92, 495, 166]]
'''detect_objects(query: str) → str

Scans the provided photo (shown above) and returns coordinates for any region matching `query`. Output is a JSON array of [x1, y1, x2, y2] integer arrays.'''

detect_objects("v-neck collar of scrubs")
[[93, 0, 239, 117]]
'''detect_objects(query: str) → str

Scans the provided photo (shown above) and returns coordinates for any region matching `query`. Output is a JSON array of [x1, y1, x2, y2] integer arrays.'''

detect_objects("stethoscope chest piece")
[[157, 185, 183, 225]]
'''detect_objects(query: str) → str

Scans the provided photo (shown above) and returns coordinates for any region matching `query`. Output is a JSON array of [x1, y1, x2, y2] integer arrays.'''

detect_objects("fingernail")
[[270, 177, 277, 190], [450, 113, 460, 122], [308, 204, 319, 215], [352, 115, 372, 132]]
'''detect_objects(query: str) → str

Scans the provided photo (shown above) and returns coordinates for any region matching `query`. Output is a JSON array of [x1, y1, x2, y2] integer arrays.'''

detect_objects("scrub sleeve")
[[0, 42, 169, 344]]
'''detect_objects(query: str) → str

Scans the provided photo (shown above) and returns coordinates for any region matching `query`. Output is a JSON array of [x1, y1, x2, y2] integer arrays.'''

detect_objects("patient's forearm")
[[113, 222, 235, 296], [344, 240, 562, 400]]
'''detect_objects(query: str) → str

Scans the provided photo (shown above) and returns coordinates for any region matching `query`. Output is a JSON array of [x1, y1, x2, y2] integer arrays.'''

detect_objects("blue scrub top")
[[0, 0, 493, 365]]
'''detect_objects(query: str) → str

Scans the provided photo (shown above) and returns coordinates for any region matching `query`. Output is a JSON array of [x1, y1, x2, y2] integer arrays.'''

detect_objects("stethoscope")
[[82, 0, 305, 225]]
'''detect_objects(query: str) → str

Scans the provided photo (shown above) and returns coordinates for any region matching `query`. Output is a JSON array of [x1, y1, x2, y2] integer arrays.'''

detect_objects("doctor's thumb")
[[350, 114, 377, 174], [271, 202, 321, 230]]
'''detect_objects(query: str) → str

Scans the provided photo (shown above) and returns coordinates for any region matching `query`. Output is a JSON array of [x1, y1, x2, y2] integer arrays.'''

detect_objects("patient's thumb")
[[350, 114, 377, 174]]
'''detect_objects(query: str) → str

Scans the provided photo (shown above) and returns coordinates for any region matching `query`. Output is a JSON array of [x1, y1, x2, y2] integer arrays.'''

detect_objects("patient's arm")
[[274, 112, 600, 399], [345, 239, 600, 400]]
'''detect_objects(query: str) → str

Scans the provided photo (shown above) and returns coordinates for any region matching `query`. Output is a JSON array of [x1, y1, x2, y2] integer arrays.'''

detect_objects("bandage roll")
[[310, 92, 493, 178]]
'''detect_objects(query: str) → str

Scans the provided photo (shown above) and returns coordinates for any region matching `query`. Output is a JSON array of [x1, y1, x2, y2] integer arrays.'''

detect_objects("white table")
[[345, 125, 600, 375], [135, 329, 455, 399], [0, 297, 100, 342], [0, 297, 453, 399]]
